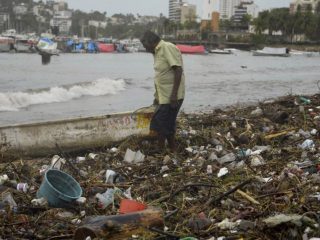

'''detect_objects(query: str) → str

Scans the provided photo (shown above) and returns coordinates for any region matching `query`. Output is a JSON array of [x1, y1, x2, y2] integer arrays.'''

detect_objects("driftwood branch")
[[205, 178, 253, 207]]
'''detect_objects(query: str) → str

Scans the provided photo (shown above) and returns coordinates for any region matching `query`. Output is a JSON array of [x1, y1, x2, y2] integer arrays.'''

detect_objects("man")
[[140, 31, 185, 152]]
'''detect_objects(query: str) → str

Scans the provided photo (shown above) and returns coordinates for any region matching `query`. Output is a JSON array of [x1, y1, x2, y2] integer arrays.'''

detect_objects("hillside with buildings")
[[0, 0, 320, 44]]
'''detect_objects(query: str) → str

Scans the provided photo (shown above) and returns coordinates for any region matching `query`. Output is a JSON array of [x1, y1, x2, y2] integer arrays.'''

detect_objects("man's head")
[[140, 30, 161, 54]]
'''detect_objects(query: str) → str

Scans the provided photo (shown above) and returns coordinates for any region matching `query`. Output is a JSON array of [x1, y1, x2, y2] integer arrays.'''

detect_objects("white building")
[[169, 0, 183, 22], [13, 4, 28, 15], [50, 10, 72, 34], [180, 3, 197, 24], [135, 16, 159, 24], [246, 2, 259, 18], [202, 0, 219, 20], [233, 1, 259, 22], [88, 20, 107, 28], [290, 0, 320, 13], [53, 0, 68, 12], [219, 0, 242, 20]]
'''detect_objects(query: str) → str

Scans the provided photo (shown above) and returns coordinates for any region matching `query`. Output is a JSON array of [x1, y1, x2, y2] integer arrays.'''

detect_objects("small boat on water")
[[97, 43, 115, 53], [0, 36, 14, 52], [252, 47, 290, 57], [36, 38, 59, 55], [210, 49, 232, 54], [176, 44, 207, 54], [15, 39, 34, 53], [0, 110, 153, 159]]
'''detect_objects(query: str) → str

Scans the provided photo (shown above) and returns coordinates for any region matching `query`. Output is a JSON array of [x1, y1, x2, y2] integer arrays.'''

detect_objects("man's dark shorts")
[[150, 100, 183, 137]]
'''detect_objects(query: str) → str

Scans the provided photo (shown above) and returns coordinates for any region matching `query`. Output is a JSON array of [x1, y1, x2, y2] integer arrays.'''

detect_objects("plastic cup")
[[119, 199, 147, 214]]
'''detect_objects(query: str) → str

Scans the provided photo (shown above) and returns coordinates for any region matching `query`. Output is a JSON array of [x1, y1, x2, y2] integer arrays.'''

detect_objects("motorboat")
[[210, 49, 232, 54], [176, 44, 207, 54], [252, 47, 290, 57], [0, 36, 14, 52]]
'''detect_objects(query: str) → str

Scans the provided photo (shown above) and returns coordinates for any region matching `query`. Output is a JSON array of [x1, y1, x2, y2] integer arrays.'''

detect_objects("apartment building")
[[219, 0, 242, 20], [290, 0, 320, 13], [180, 3, 197, 24], [169, 0, 183, 22]]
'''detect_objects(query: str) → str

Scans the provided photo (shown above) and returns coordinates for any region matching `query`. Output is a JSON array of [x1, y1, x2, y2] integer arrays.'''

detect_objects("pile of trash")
[[1, 94, 320, 240]]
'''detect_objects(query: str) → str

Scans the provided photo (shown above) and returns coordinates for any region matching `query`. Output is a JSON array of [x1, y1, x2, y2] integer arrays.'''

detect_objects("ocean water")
[[1, 50, 320, 126]]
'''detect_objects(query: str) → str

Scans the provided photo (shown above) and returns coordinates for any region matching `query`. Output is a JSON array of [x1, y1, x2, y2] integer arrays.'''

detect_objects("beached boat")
[[210, 49, 232, 54], [176, 44, 207, 54], [15, 39, 33, 53], [37, 38, 59, 55], [252, 47, 290, 57], [0, 36, 14, 52], [0, 110, 153, 159], [97, 43, 115, 53]]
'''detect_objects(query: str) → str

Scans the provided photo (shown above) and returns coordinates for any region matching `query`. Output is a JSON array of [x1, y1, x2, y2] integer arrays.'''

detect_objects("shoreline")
[[1, 93, 320, 239]]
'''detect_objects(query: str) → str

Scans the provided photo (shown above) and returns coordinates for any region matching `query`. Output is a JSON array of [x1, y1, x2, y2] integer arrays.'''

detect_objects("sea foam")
[[0, 78, 126, 112]]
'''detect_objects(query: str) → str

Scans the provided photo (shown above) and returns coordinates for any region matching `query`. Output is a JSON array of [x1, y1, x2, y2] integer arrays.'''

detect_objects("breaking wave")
[[0, 78, 126, 112]]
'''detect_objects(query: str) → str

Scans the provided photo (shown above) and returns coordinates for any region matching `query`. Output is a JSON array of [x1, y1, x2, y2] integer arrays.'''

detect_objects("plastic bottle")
[[300, 96, 311, 105]]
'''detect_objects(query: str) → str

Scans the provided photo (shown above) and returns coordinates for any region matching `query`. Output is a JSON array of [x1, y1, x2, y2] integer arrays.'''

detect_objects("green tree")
[[253, 10, 269, 34]]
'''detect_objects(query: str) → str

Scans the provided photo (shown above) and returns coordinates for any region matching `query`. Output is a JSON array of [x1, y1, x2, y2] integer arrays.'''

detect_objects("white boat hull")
[[0, 111, 153, 159], [252, 51, 290, 57]]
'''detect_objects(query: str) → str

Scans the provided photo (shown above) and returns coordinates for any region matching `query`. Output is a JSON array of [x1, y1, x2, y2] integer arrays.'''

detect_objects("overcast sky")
[[64, 0, 292, 16]]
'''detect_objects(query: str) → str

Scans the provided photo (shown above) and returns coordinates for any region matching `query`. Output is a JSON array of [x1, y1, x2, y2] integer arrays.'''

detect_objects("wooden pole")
[[74, 208, 163, 240]]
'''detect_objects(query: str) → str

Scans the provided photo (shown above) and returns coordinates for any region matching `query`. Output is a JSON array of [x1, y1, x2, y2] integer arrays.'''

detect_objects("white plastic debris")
[[217, 167, 229, 178], [0, 174, 9, 185], [88, 153, 98, 160], [105, 169, 117, 184], [16, 183, 29, 193], [250, 155, 266, 167], [311, 129, 318, 135], [160, 165, 170, 173], [76, 156, 86, 163], [217, 218, 239, 230], [39, 165, 49, 175], [51, 155, 66, 170], [71, 218, 82, 224], [110, 147, 118, 153], [31, 197, 48, 206], [95, 189, 115, 209], [209, 152, 218, 161], [298, 139, 315, 150], [207, 165, 213, 174], [76, 197, 87, 205], [123, 187, 132, 200], [218, 153, 236, 164], [185, 147, 194, 153], [124, 148, 145, 164], [251, 107, 263, 116]]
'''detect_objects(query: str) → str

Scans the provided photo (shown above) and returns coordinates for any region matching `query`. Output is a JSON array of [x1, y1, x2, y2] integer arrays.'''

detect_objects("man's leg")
[[167, 134, 176, 153]]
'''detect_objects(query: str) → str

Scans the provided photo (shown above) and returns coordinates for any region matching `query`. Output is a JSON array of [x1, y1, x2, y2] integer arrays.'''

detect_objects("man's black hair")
[[140, 30, 161, 45]]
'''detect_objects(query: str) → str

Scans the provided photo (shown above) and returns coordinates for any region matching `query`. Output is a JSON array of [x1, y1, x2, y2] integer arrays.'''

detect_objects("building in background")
[[50, 10, 72, 34], [202, 0, 219, 20], [13, 3, 28, 16], [290, 0, 320, 13], [180, 3, 197, 24], [53, 0, 68, 12], [169, 0, 183, 22], [219, 0, 242, 20], [233, 1, 259, 23], [0, 13, 9, 32], [201, 0, 219, 31]]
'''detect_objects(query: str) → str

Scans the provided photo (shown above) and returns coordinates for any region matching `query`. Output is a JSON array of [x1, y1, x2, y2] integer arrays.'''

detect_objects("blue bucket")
[[37, 169, 82, 208]]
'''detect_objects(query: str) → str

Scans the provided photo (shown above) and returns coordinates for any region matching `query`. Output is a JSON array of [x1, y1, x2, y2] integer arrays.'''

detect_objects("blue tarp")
[[66, 40, 74, 46], [87, 41, 97, 53], [75, 43, 84, 50]]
